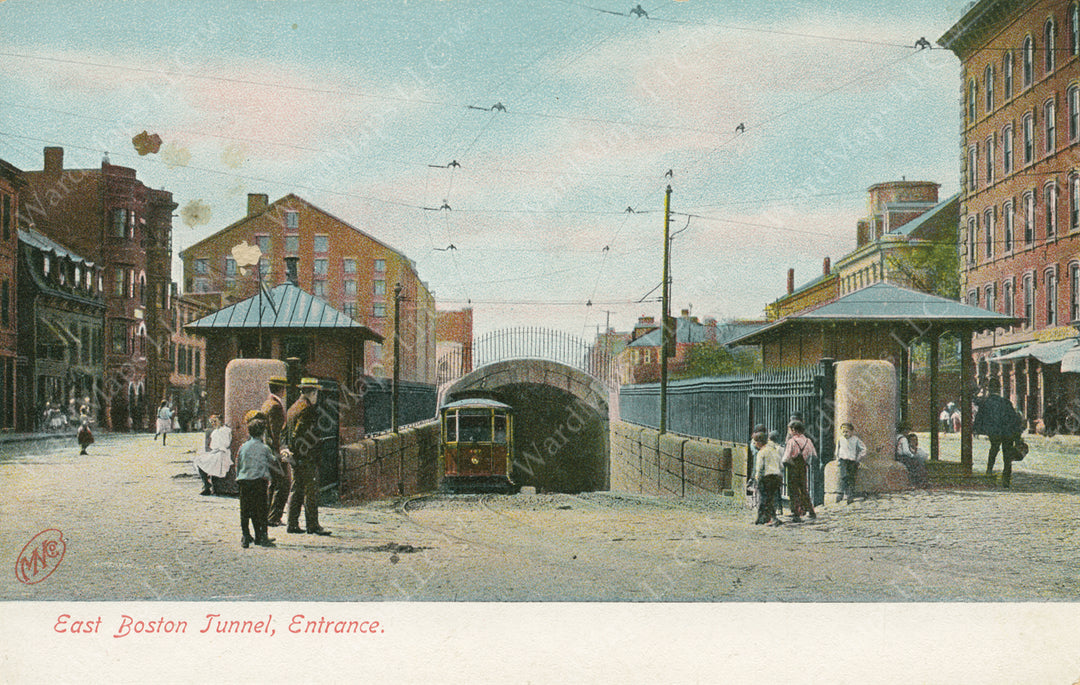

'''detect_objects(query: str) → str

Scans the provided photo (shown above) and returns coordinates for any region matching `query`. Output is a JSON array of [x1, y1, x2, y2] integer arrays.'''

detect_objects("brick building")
[[16, 229, 106, 431], [17, 147, 177, 431], [166, 290, 212, 430], [0, 160, 25, 430], [435, 307, 473, 385], [179, 193, 436, 384], [940, 0, 1080, 427], [616, 311, 763, 384]]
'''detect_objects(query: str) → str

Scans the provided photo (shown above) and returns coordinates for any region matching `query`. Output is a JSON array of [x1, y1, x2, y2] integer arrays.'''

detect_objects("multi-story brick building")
[[0, 160, 25, 430], [16, 229, 106, 431], [179, 193, 436, 383], [165, 289, 211, 430], [940, 0, 1080, 426], [435, 307, 473, 385], [617, 311, 763, 384], [17, 147, 177, 431]]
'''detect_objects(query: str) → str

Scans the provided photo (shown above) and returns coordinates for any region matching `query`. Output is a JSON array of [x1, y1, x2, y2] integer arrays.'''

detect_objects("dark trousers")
[[987, 435, 1015, 487], [238, 478, 269, 543], [838, 459, 859, 502], [786, 457, 815, 518], [267, 462, 292, 523], [287, 459, 321, 531], [756, 474, 782, 523]]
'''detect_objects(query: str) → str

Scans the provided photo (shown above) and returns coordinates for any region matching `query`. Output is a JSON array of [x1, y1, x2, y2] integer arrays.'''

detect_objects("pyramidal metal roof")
[[185, 282, 383, 341], [729, 282, 1019, 346]]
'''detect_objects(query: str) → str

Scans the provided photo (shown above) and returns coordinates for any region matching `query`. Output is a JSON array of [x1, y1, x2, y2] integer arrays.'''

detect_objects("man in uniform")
[[262, 376, 291, 527], [286, 378, 331, 535]]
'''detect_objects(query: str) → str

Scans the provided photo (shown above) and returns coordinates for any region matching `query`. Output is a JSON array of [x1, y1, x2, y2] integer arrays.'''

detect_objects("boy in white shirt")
[[753, 432, 784, 526], [835, 422, 867, 504]]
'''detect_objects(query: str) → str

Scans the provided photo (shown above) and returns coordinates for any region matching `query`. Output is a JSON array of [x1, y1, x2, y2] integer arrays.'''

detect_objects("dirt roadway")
[[1, 431, 1078, 602]]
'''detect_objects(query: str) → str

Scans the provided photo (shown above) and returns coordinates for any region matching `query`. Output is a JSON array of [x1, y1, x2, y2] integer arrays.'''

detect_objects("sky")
[[0, 0, 971, 338]]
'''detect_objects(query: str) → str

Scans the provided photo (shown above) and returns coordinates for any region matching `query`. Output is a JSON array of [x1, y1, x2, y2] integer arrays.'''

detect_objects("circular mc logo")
[[15, 529, 66, 585]]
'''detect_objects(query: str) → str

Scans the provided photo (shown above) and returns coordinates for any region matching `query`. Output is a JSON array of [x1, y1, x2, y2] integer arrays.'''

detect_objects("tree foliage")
[[673, 341, 761, 379]]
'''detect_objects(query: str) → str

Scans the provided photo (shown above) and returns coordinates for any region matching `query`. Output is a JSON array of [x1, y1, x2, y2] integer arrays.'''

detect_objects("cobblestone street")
[[2, 430, 1078, 602]]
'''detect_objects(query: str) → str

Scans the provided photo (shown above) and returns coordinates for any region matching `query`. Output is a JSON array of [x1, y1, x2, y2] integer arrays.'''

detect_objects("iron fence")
[[362, 378, 438, 435]]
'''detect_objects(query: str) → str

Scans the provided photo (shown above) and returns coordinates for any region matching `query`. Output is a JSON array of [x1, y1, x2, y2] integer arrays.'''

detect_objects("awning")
[[991, 338, 1078, 364], [1062, 347, 1080, 373]]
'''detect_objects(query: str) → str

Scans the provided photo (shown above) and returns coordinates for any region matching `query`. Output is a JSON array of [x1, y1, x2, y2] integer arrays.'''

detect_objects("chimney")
[[247, 193, 268, 217], [856, 219, 870, 247], [787, 268, 795, 294], [43, 147, 63, 177], [823, 257, 831, 276], [283, 256, 299, 286], [680, 308, 690, 318]]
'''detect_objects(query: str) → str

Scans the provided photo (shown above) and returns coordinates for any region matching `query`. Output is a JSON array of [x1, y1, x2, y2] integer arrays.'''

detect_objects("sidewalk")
[[921, 431, 1080, 489]]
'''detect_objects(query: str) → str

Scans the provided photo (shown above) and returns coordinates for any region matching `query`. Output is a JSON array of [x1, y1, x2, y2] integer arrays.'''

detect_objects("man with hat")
[[286, 378, 331, 535], [262, 376, 291, 527]]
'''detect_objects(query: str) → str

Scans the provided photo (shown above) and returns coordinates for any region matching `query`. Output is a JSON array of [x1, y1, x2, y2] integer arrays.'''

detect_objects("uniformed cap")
[[244, 409, 267, 424], [299, 377, 321, 390], [267, 376, 288, 387]]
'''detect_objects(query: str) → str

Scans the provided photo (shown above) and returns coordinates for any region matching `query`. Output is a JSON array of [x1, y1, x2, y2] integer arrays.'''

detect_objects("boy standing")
[[835, 422, 867, 504], [753, 433, 783, 526], [236, 411, 281, 549]]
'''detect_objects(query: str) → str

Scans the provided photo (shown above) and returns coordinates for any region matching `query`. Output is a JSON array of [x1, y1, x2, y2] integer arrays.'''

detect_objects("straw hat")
[[268, 376, 288, 387], [244, 409, 267, 424], [298, 378, 321, 390]]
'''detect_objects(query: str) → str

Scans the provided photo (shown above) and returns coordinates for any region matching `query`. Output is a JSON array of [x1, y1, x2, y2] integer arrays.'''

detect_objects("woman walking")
[[154, 400, 174, 445]]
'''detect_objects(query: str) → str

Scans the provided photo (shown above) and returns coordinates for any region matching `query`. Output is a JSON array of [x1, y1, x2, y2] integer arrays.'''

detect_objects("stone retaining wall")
[[610, 420, 747, 498], [339, 420, 440, 501]]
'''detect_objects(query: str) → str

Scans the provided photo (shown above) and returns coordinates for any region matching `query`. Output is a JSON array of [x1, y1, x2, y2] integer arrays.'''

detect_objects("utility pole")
[[660, 185, 672, 434], [392, 282, 403, 433]]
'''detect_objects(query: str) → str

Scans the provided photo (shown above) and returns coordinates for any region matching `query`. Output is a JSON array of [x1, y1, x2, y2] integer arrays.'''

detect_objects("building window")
[[1069, 86, 1079, 141], [373, 303, 386, 317], [225, 277, 236, 291], [1046, 182, 1059, 240], [1, 194, 10, 241], [1003, 51, 1014, 99], [985, 136, 994, 185], [1003, 125, 1013, 173], [1047, 269, 1058, 326], [984, 208, 995, 258], [0, 279, 8, 328], [374, 279, 386, 296], [1023, 35, 1034, 87], [1045, 100, 1056, 154], [312, 280, 326, 298], [257, 257, 270, 280], [284, 235, 299, 254], [255, 235, 271, 255], [112, 322, 128, 354], [314, 235, 329, 253], [968, 288, 979, 307], [1045, 19, 1056, 73], [1023, 274, 1035, 325], [194, 351, 200, 378], [968, 217, 977, 264], [343, 258, 356, 275], [985, 283, 996, 312], [313, 258, 328, 277], [1071, 264, 1080, 321], [1003, 279, 1014, 317], [374, 259, 386, 272], [1024, 192, 1035, 245], [193, 258, 209, 275], [110, 209, 127, 238], [1073, 3, 1080, 56], [225, 257, 236, 276], [344, 279, 357, 297], [968, 146, 978, 189], [1071, 175, 1080, 232], [193, 277, 210, 293], [984, 63, 995, 111], [1023, 113, 1034, 165], [285, 210, 299, 229], [968, 78, 978, 122], [342, 302, 356, 319], [113, 269, 125, 297]]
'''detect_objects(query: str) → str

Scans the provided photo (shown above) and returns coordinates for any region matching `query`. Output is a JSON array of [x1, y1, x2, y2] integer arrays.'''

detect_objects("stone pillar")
[[824, 359, 908, 498]]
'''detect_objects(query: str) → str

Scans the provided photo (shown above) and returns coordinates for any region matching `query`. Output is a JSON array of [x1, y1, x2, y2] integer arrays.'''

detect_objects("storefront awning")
[[991, 338, 1078, 364]]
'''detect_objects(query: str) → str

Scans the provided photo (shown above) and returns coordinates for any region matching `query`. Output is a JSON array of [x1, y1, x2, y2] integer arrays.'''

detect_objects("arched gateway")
[[442, 359, 610, 494]]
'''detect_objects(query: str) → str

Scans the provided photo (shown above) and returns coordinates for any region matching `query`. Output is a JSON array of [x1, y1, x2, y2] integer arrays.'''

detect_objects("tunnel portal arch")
[[442, 360, 611, 493]]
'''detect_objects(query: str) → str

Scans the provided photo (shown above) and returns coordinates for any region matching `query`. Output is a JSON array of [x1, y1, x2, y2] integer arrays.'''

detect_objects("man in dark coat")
[[285, 378, 330, 535], [972, 377, 1025, 487], [262, 377, 291, 527]]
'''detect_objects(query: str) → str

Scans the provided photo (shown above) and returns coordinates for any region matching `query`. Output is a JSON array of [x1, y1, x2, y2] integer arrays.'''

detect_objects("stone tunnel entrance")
[[441, 360, 610, 494]]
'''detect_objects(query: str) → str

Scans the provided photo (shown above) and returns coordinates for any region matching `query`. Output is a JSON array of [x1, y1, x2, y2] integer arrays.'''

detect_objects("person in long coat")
[[285, 379, 330, 536], [261, 377, 291, 527], [972, 378, 1025, 487]]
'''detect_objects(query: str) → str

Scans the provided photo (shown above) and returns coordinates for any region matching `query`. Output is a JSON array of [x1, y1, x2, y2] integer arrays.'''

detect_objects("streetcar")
[[438, 398, 516, 493]]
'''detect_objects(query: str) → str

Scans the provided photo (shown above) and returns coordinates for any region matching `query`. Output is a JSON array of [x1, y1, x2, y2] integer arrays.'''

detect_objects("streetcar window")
[[444, 413, 457, 442], [493, 415, 508, 444], [458, 413, 492, 442]]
